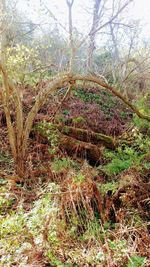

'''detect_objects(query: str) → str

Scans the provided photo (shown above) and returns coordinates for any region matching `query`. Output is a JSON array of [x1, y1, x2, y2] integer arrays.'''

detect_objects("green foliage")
[[35, 121, 60, 154], [74, 88, 102, 103], [1, 213, 25, 236], [124, 255, 146, 267], [99, 182, 119, 196], [0, 178, 7, 185], [0, 183, 59, 266], [6, 44, 41, 85], [98, 142, 148, 176], [73, 173, 85, 184], [107, 239, 133, 265], [72, 116, 85, 125], [125, 208, 144, 227], [101, 158, 132, 176], [82, 219, 101, 240], [51, 156, 80, 175], [95, 250, 105, 261], [94, 49, 114, 83], [131, 133, 150, 154], [101, 98, 116, 111], [98, 147, 136, 176], [0, 152, 11, 164], [55, 115, 68, 124], [0, 196, 15, 215], [63, 109, 70, 115], [73, 88, 121, 116], [47, 252, 71, 267], [27, 188, 58, 233], [120, 111, 132, 119], [109, 239, 127, 254], [133, 116, 150, 135], [51, 157, 75, 173], [133, 96, 150, 135], [143, 162, 150, 170], [95, 50, 112, 66]]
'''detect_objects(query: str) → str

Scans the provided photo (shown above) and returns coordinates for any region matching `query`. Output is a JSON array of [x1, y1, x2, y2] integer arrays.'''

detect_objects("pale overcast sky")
[[17, 0, 150, 38]]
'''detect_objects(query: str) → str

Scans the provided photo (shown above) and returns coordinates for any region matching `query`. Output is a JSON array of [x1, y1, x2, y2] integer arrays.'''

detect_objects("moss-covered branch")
[[54, 124, 117, 149]]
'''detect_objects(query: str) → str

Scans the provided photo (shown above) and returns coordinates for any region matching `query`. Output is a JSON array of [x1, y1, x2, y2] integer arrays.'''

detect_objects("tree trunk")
[[14, 153, 27, 178], [66, 0, 75, 73], [87, 0, 101, 73], [0, 0, 7, 64], [109, 22, 119, 83]]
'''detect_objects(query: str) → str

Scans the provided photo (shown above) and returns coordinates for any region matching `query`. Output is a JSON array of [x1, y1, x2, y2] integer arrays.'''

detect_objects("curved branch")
[[22, 75, 70, 156], [71, 75, 150, 122], [22, 72, 150, 157], [23, 72, 150, 156]]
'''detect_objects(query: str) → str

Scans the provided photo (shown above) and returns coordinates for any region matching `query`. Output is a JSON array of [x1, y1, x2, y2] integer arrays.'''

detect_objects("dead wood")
[[55, 124, 117, 149], [34, 120, 117, 164], [34, 118, 117, 149], [59, 134, 104, 165]]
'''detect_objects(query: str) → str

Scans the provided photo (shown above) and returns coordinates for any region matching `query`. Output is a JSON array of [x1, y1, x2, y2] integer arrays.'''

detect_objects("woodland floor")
[[0, 83, 150, 267]]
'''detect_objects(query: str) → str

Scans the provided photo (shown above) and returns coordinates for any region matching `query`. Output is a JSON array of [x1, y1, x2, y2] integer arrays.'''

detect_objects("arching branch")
[[23, 72, 150, 157], [21, 75, 70, 156], [70, 75, 150, 122]]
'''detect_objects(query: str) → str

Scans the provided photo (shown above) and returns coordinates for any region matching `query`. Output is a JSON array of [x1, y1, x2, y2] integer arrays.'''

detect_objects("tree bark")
[[53, 124, 117, 149], [0, 0, 7, 64], [87, 0, 102, 73], [66, 0, 75, 73], [59, 134, 104, 164]]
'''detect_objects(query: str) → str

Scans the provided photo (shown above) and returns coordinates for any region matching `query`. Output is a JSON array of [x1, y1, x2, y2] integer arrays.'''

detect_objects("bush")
[[5, 44, 41, 85]]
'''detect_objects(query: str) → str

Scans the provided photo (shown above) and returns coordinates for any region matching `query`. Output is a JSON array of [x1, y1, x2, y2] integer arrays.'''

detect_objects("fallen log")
[[59, 134, 104, 165], [34, 118, 117, 149], [33, 123, 106, 165], [56, 124, 117, 149], [33, 121, 117, 164]]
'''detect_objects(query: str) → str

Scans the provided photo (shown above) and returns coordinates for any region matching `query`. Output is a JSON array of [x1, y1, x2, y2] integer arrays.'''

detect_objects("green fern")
[[124, 255, 146, 267]]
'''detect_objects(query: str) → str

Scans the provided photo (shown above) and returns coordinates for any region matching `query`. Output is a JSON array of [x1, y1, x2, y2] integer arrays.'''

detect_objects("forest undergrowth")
[[0, 83, 150, 267]]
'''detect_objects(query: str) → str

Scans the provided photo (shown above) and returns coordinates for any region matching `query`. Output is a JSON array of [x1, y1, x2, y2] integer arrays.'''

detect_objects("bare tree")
[[87, 0, 102, 72], [66, 0, 75, 73], [87, 0, 133, 73], [0, 0, 7, 63]]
